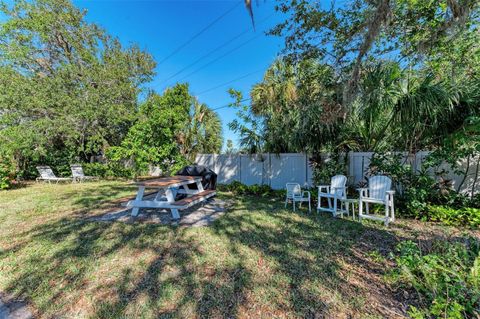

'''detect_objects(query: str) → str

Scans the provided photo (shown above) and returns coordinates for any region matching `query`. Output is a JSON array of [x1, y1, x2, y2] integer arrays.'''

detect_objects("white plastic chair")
[[70, 164, 98, 182], [358, 175, 395, 226], [317, 175, 347, 217], [285, 183, 311, 212], [36, 166, 71, 183]]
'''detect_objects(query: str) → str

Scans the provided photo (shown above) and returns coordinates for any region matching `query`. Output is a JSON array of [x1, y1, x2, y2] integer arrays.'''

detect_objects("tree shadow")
[[4, 209, 253, 318], [3, 192, 418, 318], [211, 196, 406, 317]]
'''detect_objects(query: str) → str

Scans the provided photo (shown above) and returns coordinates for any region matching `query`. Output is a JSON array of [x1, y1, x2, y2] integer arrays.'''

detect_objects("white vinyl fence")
[[195, 152, 480, 196]]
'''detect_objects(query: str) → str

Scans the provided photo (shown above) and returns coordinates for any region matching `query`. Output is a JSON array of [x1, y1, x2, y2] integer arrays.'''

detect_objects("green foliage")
[[422, 205, 480, 228], [270, 0, 480, 100], [81, 162, 134, 179], [367, 153, 438, 217], [218, 181, 277, 197], [368, 152, 480, 225], [311, 154, 347, 186], [0, 156, 15, 189], [0, 0, 155, 178], [424, 116, 480, 193], [228, 90, 265, 154], [249, 59, 343, 155], [179, 99, 223, 161], [391, 240, 480, 318], [106, 84, 221, 177]]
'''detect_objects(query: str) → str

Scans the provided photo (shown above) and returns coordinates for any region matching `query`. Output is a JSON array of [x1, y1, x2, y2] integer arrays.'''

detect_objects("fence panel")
[[239, 154, 266, 185], [269, 153, 310, 189], [215, 155, 239, 184], [195, 152, 479, 193]]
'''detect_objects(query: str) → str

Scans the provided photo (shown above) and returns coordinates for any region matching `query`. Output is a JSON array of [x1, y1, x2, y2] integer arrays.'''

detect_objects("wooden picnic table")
[[126, 175, 216, 219]]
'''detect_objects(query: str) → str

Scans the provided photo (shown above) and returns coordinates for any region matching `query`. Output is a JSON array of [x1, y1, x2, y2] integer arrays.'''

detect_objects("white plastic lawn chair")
[[358, 175, 395, 226], [36, 166, 71, 183], [317, 175, 347, 217], [70, 164, 98, 182], [285, 183, 311, 212]]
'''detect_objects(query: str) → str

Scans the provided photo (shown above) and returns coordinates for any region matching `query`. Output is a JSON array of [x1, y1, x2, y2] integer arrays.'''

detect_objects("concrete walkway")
[[0, 293, 32, 319], [89, 197, 233, 226]]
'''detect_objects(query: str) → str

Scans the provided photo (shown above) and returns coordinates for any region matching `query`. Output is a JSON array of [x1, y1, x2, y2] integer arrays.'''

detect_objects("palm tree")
[[178, 99, 222, 161]]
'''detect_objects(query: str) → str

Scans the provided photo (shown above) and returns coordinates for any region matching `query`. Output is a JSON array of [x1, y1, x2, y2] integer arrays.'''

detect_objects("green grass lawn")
[[0, 181, 477, 318]]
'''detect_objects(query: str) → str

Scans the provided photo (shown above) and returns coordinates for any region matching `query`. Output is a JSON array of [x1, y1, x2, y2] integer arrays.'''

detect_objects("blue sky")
[[74, 0, 285, 149]]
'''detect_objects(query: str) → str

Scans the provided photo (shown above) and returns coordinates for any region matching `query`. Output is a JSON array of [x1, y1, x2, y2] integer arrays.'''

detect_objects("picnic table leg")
[[195, 179, 204, 192], [154, 189, 164, 201], [131, 186, 145, 217], [165, 187, 180, 220]]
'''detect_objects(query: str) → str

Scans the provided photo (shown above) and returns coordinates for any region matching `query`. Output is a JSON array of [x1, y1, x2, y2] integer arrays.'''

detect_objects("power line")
[[196, 69, 263, 96], [173, 33, 262, 85], [162, 30, 250, 84], [211, 98, 252, 111], [157, 0, 242, 65], [160, 13, 274, 85]]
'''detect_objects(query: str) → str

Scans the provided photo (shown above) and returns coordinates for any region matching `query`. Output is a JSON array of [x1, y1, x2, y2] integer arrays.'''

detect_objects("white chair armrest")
[[317, 185, 330, 193], [357, 188, 368, 197], [386, 190, 395, 200]]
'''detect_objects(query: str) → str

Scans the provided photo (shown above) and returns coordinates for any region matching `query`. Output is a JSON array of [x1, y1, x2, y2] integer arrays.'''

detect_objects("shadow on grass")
[[3, 193, 408, 318], [61, 183, 137, 211], [211, 196, 404, 317]]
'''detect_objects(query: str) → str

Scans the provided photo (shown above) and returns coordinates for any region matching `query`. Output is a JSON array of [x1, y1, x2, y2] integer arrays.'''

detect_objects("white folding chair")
[[317, 175, 347, 217], [285, 183, 311, 212], [36, 166, 71, 183], [70, 164, 98, 182], [358, 175, 395, 226]]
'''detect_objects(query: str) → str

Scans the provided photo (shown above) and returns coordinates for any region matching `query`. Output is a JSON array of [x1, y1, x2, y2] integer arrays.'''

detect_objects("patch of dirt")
[[87, 196, 234, 227]]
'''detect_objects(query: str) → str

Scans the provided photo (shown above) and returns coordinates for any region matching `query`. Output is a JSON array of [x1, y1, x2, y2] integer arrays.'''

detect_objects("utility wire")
[[162, 30, 250, 84], [196, 69, 263, 96], [211, 98, 252, 111], [160, 13, 274, 85], [157, 0, 242, 65], [173, 33, 262, 85]]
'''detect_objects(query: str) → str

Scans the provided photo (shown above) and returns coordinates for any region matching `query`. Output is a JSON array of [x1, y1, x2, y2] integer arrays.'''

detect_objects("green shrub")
[[219, 181, 279, 197], [0, 157, 15, 190], [82, 162, 135, 179], [311, 153, 347, 186], [367, 153, 480, 221], [423, 205, 480, 228], [390, 240, 480, 318]]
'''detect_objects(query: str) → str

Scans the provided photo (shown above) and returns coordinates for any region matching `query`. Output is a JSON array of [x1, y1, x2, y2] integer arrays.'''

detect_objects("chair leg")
[[317, 194, 322, 212], [366, 202, 369, 215], [385, 203, 389, 226], [391, 199, 395, 222], [359, 199, 363, 221], [285, 197, 288, 208], [333, 197, 338, 217], [293, 201, 296, 212], [308, 199, 311, 213]]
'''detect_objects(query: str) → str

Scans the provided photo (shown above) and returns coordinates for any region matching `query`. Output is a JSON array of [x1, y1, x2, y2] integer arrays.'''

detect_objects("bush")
[[0, 157, 16, 190], [390, 240, 480, 318], [367, 153, 480, 222], [219, 181, 278, 197], [423, 205, 480, 228], [311, 153, 347, 186], [82, 162, 135, 179]]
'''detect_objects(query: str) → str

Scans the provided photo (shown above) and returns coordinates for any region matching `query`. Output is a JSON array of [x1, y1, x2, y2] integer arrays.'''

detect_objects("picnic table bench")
[[126, 175, 216, 219]]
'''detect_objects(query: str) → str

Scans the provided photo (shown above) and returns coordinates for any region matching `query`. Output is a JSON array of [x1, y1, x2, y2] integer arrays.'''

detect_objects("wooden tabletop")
[[135, 175, 202, 188]]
